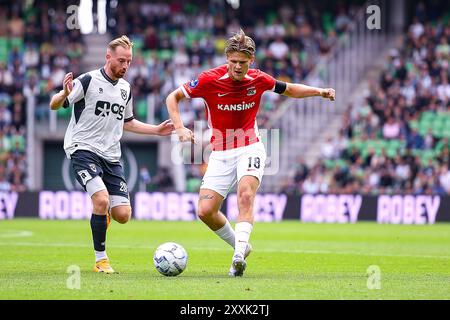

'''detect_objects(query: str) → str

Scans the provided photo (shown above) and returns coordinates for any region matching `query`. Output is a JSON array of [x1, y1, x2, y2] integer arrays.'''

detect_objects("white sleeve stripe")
[[180, 85, 190, 98]]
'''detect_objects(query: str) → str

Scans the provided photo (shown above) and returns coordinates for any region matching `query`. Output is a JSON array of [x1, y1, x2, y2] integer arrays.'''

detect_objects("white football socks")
[[214, 220, 235, 248], [95, 250, 108, 262], [234, 222, 253, 258]]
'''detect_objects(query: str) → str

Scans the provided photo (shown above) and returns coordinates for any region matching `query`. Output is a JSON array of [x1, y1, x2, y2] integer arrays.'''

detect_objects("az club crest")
[[247, 87, 256, 96], [121, 89, 127, 100]]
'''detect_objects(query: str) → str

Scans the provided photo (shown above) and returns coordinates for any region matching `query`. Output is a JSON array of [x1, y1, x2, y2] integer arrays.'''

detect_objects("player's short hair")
[[225, 29, 255, 57], [108, 35, 133, 51]]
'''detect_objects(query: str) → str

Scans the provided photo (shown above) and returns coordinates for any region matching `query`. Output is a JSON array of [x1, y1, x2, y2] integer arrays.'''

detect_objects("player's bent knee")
[[115, 214, 130, 224], [111, 206, 131, 224], [197, 204, 215, 221]]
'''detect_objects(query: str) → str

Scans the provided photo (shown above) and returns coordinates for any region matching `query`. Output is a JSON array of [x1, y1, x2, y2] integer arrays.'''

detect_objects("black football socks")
[[90, 213, 107, 251]]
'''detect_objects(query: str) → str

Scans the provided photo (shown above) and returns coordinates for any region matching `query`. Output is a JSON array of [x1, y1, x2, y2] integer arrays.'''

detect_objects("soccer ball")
[[153, 242, 188, 276]]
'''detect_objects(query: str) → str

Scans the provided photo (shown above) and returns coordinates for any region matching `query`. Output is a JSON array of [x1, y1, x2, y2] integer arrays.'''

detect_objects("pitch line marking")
[[0, 241, 448, 260], [0, 230, 34, 238]]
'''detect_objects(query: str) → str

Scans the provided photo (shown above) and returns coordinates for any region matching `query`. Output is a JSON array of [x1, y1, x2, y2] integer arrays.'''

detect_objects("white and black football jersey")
[[63, 68, 134, 162]]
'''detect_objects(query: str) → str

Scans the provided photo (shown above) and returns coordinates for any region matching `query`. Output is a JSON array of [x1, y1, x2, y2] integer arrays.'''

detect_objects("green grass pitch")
[[0, 219, 449, 299]]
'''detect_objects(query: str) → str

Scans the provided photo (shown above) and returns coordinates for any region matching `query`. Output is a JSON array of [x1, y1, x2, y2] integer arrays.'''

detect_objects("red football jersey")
[[181, 65, 276, 151]]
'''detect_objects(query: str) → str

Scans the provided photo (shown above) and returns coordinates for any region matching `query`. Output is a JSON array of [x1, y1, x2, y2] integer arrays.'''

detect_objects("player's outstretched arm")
[[166, 88, 197, 144], [123, 118, 175, 136], [49, 72, 73, 110], [282, 83, 335, 101]]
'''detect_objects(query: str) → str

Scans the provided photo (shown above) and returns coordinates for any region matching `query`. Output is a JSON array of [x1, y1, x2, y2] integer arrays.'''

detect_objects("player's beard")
[[112, 65, 127, 79]]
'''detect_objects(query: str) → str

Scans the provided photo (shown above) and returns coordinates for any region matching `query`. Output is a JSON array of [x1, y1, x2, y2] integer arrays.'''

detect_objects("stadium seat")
[[184, 30, 198, 48], [420, 111, 435, 122], [0, 37, 8, 62], [186, 177, 201, 192], [157, 49, 173, 61], [9, 37, 24, 52], [135, 99, 148, 121], [57, 106, 71, 119], [409, 120, 419, 130]]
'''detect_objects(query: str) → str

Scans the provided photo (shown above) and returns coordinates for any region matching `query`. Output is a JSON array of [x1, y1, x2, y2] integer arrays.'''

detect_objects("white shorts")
[[201, 141, 266, 198]]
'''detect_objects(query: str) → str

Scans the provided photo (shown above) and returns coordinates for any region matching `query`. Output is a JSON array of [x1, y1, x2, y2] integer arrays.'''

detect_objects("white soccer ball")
[[153, 242, 188, 276]]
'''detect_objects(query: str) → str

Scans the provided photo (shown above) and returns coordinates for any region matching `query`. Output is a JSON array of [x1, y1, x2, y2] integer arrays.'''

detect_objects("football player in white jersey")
[[50, 35, 174, 273]]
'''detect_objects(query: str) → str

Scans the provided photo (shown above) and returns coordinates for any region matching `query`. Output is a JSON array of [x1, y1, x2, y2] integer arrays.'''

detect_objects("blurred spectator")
[[268, 36, 289, 60], [139, 165, 152, 192], [0, 164, 11, 191], [407, 128, 424, 149], [321, 137, 336, 159], [439, 164, 450, 193], [151, 167, 174, 192], [382, 117, 401, 140]]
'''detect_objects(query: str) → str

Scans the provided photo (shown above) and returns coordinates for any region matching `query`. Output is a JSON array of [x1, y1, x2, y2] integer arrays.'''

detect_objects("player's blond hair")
[[108, 35, 133, 51], [225, 29, 255, 57]]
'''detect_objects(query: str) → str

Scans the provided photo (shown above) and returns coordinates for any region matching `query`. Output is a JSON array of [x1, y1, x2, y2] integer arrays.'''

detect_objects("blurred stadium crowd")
[[283, 6, 450, 195], [0, 1, 84, 191], [2, 0, 449, 195]]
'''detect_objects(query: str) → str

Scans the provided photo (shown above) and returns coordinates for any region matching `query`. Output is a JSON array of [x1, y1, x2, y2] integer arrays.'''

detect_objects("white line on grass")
[[0, 241, 448, 260], [0, 230, 33, 238]]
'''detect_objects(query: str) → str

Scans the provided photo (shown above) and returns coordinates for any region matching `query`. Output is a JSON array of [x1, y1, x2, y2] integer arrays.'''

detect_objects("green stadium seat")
[[442, 128, 450, 139], [386, 146, 397, 158], [420, 111, 435, 122], [57, 106, 71, 119], [322, 13, 335, 34], [135, 99, 147, 121], [0, 37, 8, 62], [142, 49, 156, 61], [336, 159, 347, 168], [186, 177, 201, 192], [266, 12, 277, 25], [9, 37, 24, 51], [184, 30, 198, 48], [388, 139, 401, 149], [183, 3, 198, 15], [432, 123, 444, 138], [157, 49, 173, 60], [131, 37, 144, 53], [409, 120, 419, 131], [421, 149, 435, 161], [432, 116, 444, 126], [323, 159, 334, 169], [255, 50, 266, 60], [419, 121, 432, 136]]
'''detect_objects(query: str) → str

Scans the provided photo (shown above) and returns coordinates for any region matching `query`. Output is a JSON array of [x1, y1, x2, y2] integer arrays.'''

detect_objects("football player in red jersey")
[[166, 29, 335, 276]]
